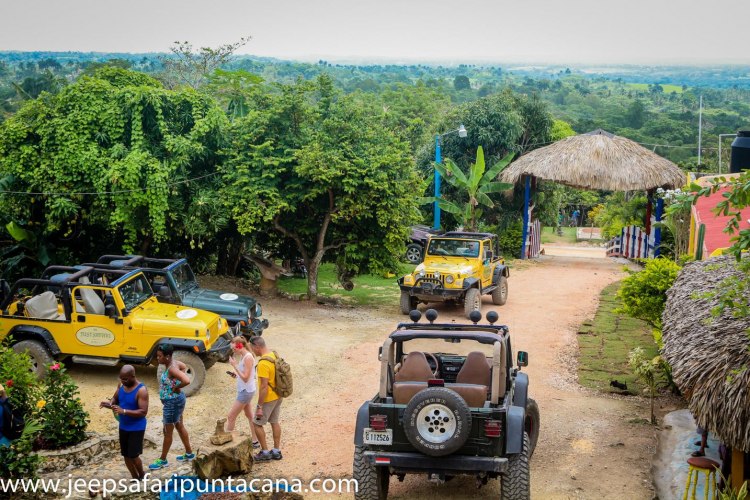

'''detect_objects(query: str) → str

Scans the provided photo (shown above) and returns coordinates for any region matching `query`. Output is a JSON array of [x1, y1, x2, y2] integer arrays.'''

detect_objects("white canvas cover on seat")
[[25, 291, 65, 320]]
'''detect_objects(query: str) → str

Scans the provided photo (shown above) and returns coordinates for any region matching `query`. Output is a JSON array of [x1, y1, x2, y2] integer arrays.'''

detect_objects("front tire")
[[353, 445, 389, 500], [13, 340, 54, 379], [400, 291, 417, 315], [405, 243, 423, 264], [501, 432, 530, 500], [525, 398, 540, 457], [156, 350, 206, 397], [464, 288, 482, 319], [492, 276, 508, 306]]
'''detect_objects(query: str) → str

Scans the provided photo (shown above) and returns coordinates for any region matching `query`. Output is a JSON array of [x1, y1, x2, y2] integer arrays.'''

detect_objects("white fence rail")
[[605, 225, 655, 259]]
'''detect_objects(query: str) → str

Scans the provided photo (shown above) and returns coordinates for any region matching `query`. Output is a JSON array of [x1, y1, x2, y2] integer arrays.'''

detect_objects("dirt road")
[[72, 254, 656, 499]]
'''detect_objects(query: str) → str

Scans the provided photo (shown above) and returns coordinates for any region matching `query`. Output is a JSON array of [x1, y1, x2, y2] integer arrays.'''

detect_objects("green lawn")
[[577, 281, 658, 394], [277, 262, 413, 307], [540, 226, 577, 244]]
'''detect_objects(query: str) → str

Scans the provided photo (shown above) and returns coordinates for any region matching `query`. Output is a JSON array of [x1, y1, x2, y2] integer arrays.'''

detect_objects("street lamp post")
[[433, 124, 467, 230]]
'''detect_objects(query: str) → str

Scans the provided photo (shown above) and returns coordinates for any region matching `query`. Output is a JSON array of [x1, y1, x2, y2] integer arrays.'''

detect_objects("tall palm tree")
[[423, 146, 514, 231]]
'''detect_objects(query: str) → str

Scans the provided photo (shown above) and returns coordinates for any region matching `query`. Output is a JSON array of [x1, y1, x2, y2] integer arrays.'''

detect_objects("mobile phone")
[[226, 371, 237, 378], [100, 401, 113, 409]]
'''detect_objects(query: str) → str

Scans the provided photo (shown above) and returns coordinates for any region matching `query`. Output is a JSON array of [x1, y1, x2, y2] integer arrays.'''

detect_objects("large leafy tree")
[[223, 75, 422, 296], [0, 67, 228, 270], [423, 146, 513, 231]]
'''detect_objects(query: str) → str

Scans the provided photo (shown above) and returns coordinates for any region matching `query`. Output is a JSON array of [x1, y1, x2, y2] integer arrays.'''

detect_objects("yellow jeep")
[[398, 232, 509, 319], [0, 265, 234, 396]]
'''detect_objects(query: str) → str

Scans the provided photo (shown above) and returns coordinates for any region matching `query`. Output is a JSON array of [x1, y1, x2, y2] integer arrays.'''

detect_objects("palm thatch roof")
[[500, 130, 685, 191], [662, 256, 750, 451]]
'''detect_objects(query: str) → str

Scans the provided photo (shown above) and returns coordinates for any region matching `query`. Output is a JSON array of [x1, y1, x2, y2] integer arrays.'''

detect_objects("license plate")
[[363, 428, 393, 445]]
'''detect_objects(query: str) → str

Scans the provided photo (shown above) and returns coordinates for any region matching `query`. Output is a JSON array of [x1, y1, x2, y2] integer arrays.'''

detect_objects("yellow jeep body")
[[398, 232, 509, 318], [0, 267, 233, 395]]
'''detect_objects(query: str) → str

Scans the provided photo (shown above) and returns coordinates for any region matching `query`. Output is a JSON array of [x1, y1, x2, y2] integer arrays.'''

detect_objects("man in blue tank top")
[[102, 365, 149, 479]]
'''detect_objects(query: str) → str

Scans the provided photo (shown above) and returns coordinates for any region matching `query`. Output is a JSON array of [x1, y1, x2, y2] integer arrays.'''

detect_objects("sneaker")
[[176, 453, 195, 462], [254, 450, 272, 461], [148, 458, 169, 470], [271, 449, 283, 460]]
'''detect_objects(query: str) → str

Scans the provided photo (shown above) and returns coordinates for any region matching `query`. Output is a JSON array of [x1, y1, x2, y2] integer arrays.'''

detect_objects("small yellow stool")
[[683, 456, 719, 500]]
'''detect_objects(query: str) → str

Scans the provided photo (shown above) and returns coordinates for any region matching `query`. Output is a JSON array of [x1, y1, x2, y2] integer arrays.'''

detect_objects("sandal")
[[252, 440, 261, 449]]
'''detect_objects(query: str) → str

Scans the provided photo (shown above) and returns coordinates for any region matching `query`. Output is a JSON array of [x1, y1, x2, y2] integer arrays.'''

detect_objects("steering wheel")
[[423, 352, 440, 378]]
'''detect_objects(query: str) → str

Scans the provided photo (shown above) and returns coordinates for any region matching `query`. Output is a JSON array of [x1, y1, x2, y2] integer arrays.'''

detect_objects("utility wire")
[[0, 172, 219, 196]]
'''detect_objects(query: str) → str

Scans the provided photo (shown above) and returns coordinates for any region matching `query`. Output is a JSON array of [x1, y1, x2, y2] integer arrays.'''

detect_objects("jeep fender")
[[512, 371, 529, 408], [493, 265, 509, 283], [506, 405, 526, 454], [8, 325, 62, 356], [353, 401, 370, 445], [144, 338, 208, 363], [462, 278, 480, 290]]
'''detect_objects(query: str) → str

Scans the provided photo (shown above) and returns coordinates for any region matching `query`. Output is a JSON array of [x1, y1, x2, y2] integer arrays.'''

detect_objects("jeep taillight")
[[484, 420, 502, 438], [370, 414, 388, 431]]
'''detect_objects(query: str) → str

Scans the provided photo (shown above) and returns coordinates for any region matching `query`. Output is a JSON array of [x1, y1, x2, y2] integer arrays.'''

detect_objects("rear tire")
[[501, 432, 530, 500], [525, 398, 540, 457], [156, 350, 206, 397], [464, 288, 481, 319], [13, 340, 54, 379], [492, 276, 508, 306], [405, 243, 423, 264], [400, 291, 416, 315], [353, 445, 389, 500]]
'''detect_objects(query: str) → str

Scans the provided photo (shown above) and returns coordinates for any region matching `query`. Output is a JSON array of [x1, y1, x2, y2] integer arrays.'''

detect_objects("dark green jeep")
[[91, 255, 268, 338], [353, 309, 539, 500]]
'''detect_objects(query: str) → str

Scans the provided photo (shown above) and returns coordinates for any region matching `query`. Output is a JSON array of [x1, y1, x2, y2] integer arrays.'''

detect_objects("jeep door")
[[64, 286, 125, 357], [480, 239, 494, 287]]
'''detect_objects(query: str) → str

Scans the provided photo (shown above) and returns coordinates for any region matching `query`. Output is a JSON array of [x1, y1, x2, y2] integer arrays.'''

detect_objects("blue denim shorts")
[[237, 389, 254, 404], [161, 393, 186, 425]]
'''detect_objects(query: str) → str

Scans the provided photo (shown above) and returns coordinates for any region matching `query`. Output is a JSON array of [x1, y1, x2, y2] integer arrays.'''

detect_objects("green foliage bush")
[[498, 220, 524, 257], [0, 340, 39, 418], [592, 193, 648, 239], [617, 258, 681, 328], [0, 419, 43, 480], [36, 363, 89, 450]]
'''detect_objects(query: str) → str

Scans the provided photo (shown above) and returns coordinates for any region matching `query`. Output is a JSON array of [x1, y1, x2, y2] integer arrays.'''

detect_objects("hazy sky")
[[1, 0, 747, 65]]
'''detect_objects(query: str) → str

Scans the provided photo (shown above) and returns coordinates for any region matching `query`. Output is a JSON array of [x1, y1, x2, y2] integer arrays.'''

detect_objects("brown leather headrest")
[[395, 351, 434, 382], [456, 351, 491, 387]]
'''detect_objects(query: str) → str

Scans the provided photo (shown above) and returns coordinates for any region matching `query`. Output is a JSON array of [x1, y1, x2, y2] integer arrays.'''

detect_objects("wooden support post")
[[731, 448, 745, 492], [520, 176, 531, 259]]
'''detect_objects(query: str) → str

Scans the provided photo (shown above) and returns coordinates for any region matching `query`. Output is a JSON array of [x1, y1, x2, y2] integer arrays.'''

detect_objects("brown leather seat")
[[445, 383, 488, 408], [456, 351, 491, 387], [393, 352, 434, 404]]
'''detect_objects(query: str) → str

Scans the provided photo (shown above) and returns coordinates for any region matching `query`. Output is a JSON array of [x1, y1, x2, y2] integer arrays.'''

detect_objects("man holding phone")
[[101, 365, 149, 479]]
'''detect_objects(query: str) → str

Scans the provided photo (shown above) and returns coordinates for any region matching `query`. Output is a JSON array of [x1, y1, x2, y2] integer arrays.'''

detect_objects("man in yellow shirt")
[[250, 336, 282, 461]]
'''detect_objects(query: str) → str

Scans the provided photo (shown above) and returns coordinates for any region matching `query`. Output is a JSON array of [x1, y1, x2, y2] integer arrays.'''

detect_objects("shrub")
[[617, 258, 681, 329], [0, 419, 43, 480], [35, 363, 89, 450], [0, 340, 39, 419], [497, 220, 523, 257]]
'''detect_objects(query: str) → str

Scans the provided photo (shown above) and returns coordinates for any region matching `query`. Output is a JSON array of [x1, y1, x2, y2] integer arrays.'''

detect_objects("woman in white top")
[[225, 336, 259, 447]]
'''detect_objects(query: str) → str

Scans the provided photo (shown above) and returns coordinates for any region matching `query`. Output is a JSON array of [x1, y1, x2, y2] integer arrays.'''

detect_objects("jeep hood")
[[416, 262, 475, 275], [130, 301, 220, 337], [182, 288, 255, 317]]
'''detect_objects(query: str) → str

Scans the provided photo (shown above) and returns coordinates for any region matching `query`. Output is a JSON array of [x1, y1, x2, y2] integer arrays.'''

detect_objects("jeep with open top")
[[0, 266, 234, 396], [91, 255, 268, 337], [398, 232, 509, 319], [353, 309, 539, 499]]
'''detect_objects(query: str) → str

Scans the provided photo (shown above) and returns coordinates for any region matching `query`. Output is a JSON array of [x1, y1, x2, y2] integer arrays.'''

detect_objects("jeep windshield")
[[117, 274, 154, 310], [427, 239, 480, 258], [171, 261, 198, 294]]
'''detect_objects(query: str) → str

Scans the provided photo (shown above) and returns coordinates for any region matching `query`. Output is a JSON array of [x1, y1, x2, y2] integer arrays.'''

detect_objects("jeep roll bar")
[[1, 265, 96, 310]]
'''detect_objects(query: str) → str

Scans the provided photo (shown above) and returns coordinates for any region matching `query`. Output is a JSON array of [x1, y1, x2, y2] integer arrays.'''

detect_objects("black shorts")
[[119, 429, 145, 458]]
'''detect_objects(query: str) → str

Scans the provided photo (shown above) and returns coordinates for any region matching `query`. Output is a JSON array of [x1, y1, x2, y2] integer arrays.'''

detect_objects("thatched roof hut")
[[662, 256, 750, 452], [500, 129, 685, 190]]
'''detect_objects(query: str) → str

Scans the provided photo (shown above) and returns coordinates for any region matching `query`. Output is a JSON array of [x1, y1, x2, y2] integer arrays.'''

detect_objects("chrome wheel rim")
[[416, 404, 456, 443]]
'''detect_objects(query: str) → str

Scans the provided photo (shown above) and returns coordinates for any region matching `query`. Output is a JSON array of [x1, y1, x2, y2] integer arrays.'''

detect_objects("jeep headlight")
[[206, 328, 211, 341], [254, 303, 262, 318], [417, 270, 426, 277], [445, 275, 455, 284]]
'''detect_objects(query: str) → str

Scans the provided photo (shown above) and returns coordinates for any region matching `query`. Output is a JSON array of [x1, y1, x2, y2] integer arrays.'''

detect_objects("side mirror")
[[378, 346, 383, 361], [517, 351, 529, 368], [159, 285, 173, 298], [104, 303, 118, 318]]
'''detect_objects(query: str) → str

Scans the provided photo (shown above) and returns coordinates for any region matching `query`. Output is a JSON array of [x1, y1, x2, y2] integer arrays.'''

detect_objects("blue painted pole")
[[520, 176, 531, 259], [433, 135, 441, 230], [654, 197, 664, 257]]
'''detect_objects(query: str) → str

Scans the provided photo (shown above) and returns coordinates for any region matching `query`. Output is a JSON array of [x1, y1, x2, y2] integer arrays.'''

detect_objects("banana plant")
[[422, 146, 515, 231]]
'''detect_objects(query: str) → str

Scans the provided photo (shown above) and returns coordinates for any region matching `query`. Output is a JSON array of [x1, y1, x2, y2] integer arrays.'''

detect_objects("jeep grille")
[[422, 274, 444, 285]]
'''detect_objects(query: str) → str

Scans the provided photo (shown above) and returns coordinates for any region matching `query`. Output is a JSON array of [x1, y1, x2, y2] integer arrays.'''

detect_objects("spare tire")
[[403, 387, 472, 457]]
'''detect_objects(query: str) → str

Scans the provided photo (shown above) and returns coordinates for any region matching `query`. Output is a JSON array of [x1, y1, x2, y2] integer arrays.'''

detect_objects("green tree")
[[423, 146, 514, 231], [453, 75, 471, 91], [223, 76, 422, 296]]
